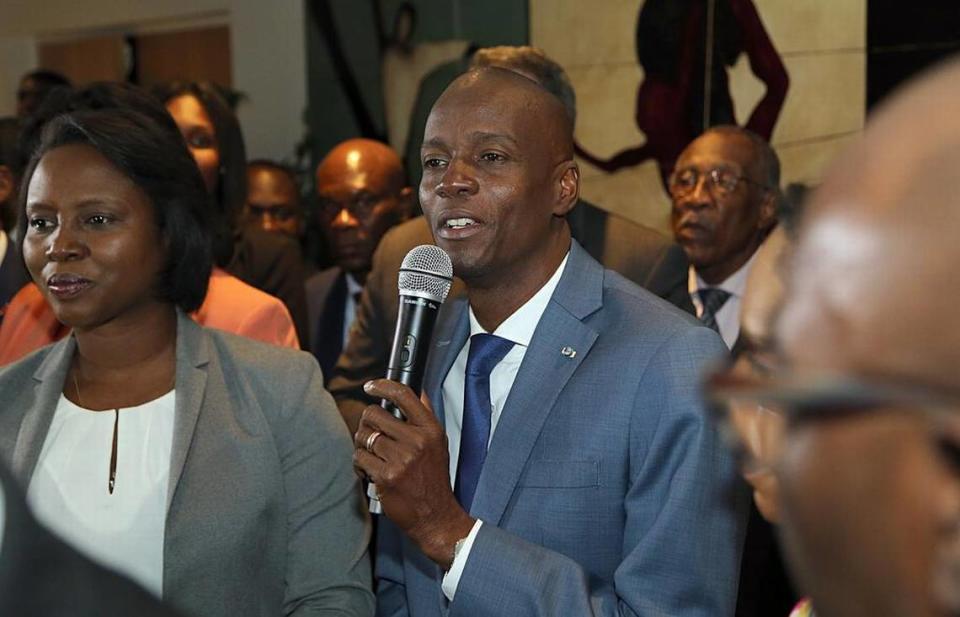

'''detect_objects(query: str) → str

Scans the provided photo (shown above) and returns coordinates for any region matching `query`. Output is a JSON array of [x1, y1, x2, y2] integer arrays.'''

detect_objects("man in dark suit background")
[[660, 126, 779, 347], [305, 138, 412, 377], [327, 46, 689, 432]]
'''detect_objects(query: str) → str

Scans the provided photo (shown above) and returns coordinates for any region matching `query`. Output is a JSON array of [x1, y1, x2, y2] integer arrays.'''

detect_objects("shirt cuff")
[[441, 519, 483, 601]]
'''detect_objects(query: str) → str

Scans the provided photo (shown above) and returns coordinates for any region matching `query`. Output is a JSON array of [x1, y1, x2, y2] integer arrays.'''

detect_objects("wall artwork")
[[532, 0, 866, 231]]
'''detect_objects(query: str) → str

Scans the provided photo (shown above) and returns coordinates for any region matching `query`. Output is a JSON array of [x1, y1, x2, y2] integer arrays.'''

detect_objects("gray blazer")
[[0, 312, 374, 617], [376, 242, 746, 616]]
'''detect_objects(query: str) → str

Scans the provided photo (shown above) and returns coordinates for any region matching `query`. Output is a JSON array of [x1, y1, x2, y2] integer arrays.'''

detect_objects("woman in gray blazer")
[[0, 103, 373, 616]]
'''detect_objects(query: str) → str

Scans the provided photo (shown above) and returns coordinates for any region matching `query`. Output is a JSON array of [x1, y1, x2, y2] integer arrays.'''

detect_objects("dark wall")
[[303, 0, 528, 177], [867, 1, 960, 109]]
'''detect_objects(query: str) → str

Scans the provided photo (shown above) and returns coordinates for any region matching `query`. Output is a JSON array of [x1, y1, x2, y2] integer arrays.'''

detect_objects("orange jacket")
[[0, 268, 299, 366]]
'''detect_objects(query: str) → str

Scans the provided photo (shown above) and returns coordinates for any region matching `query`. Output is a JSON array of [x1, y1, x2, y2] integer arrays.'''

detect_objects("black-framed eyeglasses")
[[703, 346, 960, 474], [669, 167, 770, 199]]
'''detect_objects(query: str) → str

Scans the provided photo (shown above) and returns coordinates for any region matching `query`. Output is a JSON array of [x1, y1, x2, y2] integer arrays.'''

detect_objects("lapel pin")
[[560, 346, 577, 358]]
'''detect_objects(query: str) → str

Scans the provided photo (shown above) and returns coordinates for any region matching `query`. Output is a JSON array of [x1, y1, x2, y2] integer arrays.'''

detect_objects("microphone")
[[382, 245, 454, 418], [369, 245, 453, 513]]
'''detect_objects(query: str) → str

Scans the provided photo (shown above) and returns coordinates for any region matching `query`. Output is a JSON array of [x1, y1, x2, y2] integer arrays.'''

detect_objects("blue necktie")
[[455, 333, 514, 512], [698, 287, 731, 333]]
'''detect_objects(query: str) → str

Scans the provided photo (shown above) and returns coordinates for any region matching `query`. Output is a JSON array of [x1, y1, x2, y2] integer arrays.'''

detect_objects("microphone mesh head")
[[398, 245, 454, 302]]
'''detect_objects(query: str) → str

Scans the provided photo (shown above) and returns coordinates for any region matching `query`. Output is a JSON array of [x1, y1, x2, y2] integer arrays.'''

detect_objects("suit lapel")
[[166, 311, 209, 511], [314, 270, 347, 377], [12, 336, 75, 485], [471, 243, 602, 525]]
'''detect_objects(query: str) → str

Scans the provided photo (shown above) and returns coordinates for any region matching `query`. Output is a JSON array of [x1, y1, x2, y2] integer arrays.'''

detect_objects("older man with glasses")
[[707, 58, 960, 617], [666, 125, 779, 351]]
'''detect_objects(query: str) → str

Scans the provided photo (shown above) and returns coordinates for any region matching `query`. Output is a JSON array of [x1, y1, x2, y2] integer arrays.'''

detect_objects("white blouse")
[[27, 390, 176, 598]]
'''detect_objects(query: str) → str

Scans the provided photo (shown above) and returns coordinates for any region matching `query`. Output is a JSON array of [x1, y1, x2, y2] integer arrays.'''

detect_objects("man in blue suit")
[[353, 66, 745, 616]]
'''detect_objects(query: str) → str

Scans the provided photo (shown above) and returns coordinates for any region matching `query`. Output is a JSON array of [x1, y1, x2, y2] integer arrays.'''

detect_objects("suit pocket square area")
[[518, 459, 600, 488]]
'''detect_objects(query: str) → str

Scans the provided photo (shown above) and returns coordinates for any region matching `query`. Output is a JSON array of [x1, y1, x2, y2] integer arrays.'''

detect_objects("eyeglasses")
[[668, 167, 770, 199], [705, 352, 960, 471]]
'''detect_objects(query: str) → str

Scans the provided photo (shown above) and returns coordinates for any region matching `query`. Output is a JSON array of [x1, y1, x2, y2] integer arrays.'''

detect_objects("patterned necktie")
[[455, 333, 515, 512], [698, 287, 731, 333]]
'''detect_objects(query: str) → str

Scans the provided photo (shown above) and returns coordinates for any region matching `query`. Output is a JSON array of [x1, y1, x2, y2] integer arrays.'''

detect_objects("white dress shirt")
[[440, 253, 569, 600], [342, 273, 364, 346], [28, 390, 176, 598], [688, 250, 760, 349]]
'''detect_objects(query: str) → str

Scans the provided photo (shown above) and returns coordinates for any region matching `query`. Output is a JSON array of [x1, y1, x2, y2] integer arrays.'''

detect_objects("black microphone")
[[381, 244, 454, 419], [369, 245, 452, 512]]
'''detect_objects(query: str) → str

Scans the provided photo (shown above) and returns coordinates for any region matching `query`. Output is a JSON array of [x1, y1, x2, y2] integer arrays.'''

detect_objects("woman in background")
[[156, 81, 309, 340], [0, 106, 372, 616]]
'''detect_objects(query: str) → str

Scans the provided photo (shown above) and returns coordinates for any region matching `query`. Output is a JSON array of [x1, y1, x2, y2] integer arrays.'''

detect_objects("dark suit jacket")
[[0, 462, 184, 617], [328, 203, 689, 427], [0, 238, 29, 318], [376, 242, 744, 616], [305, 266, 350, 378], [228, 227, 310, 345]]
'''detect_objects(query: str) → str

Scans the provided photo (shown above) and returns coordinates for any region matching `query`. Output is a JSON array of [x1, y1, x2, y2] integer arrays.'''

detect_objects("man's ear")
[[398, 186, 415, 221], [757, 189, 779, 232], [554, 162, 580, 217]]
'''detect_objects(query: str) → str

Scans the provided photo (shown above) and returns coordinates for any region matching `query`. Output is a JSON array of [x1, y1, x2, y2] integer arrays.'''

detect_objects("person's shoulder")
[[0, 340, 58, 384], [600, 267, 700, 333], [595, 266, 724, 356], [201, 325, 319, 383], [206, 269, 286, 310], [378, 216, 433, 257]]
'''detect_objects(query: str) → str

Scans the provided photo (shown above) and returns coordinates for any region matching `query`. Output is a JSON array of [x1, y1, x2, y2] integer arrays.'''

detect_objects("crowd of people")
[[0, 42, 956, 617]]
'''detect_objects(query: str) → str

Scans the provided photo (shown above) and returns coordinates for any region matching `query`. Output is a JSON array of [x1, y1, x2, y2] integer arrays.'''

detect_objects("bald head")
[[316, 138, 405, 194], [316, 138, 410, 278], [779, 58, 960, 388]]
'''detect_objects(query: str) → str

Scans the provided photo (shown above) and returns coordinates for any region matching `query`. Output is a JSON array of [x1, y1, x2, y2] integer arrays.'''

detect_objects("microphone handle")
[[380, 294, 441, 419], [370, 294, 441, 513]]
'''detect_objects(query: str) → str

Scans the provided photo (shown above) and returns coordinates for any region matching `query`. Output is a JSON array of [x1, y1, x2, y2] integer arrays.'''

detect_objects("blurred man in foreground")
[[710, 57, 960, 617]]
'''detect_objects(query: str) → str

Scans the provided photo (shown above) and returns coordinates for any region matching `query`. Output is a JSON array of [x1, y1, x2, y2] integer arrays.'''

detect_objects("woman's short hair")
[[18, 107, 214, 312]]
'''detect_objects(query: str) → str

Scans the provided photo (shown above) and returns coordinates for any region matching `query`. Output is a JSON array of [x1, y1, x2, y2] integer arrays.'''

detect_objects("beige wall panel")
[[531, 0, 640, 68], [527, 0, 866, 229], [0, 0, 228, 36], [751, 1, 866, 54], [569, 63, 645, 158], [778, 134, 859, 187], [579, 162, 673, 233], [38, 35, 126, 85], [137, 26, 232, 88], [727, 50, 866, 144]]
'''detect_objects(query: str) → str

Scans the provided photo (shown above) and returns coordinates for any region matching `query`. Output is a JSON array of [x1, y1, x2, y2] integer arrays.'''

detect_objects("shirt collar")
[[688, 248, 761, 300], [467, 252, 569, 347], [345, 272, 363, 296]]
